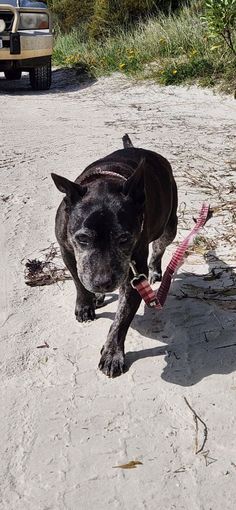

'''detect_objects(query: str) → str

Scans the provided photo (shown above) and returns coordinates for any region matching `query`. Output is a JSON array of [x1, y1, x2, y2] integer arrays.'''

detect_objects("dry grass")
[[53, 6, 236, 92]]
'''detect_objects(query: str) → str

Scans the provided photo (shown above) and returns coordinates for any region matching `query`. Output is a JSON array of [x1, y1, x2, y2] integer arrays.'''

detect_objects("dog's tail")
[[122, 133, 134, 148]]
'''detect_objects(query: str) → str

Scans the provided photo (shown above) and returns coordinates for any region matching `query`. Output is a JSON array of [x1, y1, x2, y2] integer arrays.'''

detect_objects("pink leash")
[[130, 203, 210, 310]]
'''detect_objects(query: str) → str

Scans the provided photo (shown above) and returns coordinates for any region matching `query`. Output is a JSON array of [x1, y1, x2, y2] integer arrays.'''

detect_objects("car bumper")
[[0, 30, 53, 60]]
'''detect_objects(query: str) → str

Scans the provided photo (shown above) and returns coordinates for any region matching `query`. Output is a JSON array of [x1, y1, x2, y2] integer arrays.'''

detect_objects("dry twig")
[[201, 450, 217, 467], [184, 397, 208, 454], [24, 244, 71, 287], [36, 341, 49, 349]]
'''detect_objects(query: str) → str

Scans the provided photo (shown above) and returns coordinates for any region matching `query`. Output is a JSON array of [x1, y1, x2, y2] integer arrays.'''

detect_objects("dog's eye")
[[76, 234, 90, 245], [118, 234, 130, 244]]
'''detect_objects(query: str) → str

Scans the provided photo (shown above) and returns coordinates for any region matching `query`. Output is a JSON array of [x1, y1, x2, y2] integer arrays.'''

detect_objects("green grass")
[[53, 6, 236, 93]]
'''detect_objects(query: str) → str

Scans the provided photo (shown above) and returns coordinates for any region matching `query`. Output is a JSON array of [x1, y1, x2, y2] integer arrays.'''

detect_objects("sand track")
[[1, 70, 236, 510]]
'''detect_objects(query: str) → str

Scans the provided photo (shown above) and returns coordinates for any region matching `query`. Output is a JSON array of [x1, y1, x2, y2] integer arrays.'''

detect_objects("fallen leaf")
[[113, 460, 143, 469]]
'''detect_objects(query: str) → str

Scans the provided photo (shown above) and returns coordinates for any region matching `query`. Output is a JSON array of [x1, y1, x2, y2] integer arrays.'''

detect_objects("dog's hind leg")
[[122, 133, 134, 148], [149, 214, 177, 284]]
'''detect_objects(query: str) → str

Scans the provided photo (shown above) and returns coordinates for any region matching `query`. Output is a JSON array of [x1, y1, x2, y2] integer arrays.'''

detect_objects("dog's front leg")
[[99, 284, 142, 377], [60, 246, 95, 322], [99, 252, 148, 377]]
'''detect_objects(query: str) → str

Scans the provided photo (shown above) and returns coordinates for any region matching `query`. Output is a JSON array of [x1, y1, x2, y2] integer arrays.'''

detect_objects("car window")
[[0, 1, 17, 5], [20, 1, 47, 6], [0, 1, 47, 6]]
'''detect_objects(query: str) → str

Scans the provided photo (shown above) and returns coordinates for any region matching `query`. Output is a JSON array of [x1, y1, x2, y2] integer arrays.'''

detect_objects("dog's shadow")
[[100, 252, 236, 386]]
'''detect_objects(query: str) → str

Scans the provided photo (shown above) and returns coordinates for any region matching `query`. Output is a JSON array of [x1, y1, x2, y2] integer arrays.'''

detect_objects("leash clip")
[[129, 261, 147, 289], [129, 260, 162, 308]]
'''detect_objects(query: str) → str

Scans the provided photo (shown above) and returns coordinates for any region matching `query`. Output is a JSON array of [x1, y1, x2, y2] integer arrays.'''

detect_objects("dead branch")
[[184, 397, 208, 454], [25, 265, 71, 286], [24, 244, 72, 287], [215, 343, 236, 350]]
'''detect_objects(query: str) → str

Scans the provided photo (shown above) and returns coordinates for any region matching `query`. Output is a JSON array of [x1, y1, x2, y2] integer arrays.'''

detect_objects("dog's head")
[[52, 161, 145, 294]]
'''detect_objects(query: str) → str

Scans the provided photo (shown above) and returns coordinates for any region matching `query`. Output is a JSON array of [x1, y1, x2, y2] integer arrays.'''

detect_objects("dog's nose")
[[93, 276, 114, 292]]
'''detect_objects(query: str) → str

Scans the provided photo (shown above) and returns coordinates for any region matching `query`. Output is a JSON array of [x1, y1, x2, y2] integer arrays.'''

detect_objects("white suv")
[[0, 0, 53, 90]]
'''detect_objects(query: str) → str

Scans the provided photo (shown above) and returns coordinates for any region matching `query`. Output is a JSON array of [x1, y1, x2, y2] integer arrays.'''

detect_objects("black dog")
[[51, 135, 178, 377]]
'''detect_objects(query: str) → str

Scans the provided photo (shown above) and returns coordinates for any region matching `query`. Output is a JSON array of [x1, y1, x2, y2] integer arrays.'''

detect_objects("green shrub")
[[202, 0, 236, 56], [52, 2, 236, 93], [88, 0, 190, 38], [48, 0, 93, 33], [48, 0, 188, 34], [158, 57, 216, 84]]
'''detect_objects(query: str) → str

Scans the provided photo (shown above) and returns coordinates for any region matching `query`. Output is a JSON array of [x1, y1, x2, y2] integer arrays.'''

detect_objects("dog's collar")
[[80, 169, 127, 185]]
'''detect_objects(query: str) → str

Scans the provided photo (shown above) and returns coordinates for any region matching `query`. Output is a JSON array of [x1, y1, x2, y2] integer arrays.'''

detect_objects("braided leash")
[[130, 203, 210, 310]]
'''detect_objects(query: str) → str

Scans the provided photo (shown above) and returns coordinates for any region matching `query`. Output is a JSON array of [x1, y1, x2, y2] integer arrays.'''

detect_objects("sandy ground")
[[1, 69, 236, 510]]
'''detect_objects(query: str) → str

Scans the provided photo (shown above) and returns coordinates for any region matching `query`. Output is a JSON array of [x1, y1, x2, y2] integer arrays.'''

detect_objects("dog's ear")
[[122, 158, 145, 205], [51, 173, 87, 202]]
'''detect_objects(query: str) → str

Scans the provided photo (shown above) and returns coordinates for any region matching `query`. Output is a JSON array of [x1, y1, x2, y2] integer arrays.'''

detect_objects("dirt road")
[[1, 70, 236, 510]]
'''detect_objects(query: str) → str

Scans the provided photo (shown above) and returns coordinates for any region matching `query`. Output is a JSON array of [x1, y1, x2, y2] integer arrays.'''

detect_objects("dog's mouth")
[[83, 281, 120, 294], [79, 274, 126, 294], [93, 284, 117, 294]]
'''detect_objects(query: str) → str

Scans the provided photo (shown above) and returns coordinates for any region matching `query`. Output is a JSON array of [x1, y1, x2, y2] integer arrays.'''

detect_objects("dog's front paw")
[[98, 346, 125, 377], [75, 304, 95, 322]]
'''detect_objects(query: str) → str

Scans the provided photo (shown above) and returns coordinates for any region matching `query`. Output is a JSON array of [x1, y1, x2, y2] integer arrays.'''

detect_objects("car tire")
[[29, 59, 52, 91], [4, 69, 22, 80]]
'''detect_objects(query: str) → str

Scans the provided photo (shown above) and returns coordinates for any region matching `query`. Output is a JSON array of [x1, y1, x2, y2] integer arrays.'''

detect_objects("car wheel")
[[4, 69, 22, 80], [29, 59, 52, 91]]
